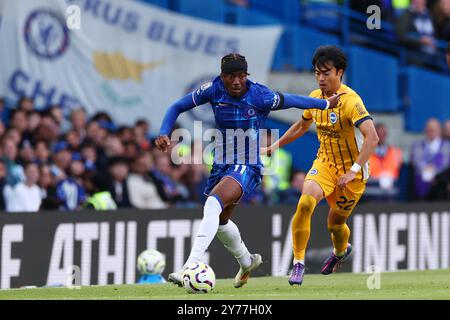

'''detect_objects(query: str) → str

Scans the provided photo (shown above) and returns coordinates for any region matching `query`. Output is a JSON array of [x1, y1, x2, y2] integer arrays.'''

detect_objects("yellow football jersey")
[[303, 84, 372, 181]]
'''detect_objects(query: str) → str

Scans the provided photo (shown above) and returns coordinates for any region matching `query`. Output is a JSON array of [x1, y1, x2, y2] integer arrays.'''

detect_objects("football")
[[137, 249, 166, 275], [182, 262, 216, 294]]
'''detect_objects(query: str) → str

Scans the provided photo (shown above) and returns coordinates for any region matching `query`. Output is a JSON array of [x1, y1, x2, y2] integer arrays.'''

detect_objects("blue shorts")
[[204, 164, 262, 202]]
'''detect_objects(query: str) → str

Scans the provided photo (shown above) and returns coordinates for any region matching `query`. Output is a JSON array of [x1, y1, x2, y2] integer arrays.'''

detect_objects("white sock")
[[217, 220, 252, 269], [184, 196, 223, 268], [293, 259, 305, 265]]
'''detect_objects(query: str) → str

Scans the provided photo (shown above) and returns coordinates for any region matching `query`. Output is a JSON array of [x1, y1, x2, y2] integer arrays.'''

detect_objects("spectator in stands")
[[151, 152, 191, 206], [4, 162, 41, 212], [0, 160, 7, 210], [426, 166, 450, 200], [24, 111, 41, 142], [117, 126, 134, 144], [18, 139, 36, 165], [55, 158, 87, 211], [444, 119, 450, 140], [49, 105, 71, 133], [396, 0, 436, 55], [86, 120, 108, 147], [278, 171, 306, 205], [410, 118, 450, 199], [39, 164, 60, 210], [4, 127, 22, 146], [34, 140, 51, 165], [50, 141, 72, 181], [83, 174, 117, 210], [80, 141, 97, 173], [34, 111, 60, 143], [134, 122, 151, 151], [9, 109, 28, 135], [70, 108, 87, 140], [105, 156, 132, 208], [17, 97, 34, 113], [432, 0, 450, 41], [1, 137, 25, 186], [127, 152, 167, 209], [365, 123, 403, 201], [65, 129, 82, 153]]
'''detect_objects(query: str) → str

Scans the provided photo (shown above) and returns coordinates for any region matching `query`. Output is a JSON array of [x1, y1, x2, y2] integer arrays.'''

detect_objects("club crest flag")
[[0, 0, 282, 127]]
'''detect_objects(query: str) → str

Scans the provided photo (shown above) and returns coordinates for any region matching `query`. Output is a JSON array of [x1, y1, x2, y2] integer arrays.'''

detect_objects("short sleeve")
[[302, 109, 313, 121], [262, 87, 283, 112], [191, 82, 214, 106], [347, 96, 372, 127]]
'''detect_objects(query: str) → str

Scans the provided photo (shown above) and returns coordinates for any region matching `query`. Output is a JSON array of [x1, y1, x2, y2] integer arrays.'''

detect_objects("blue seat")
[[178, 0, 226, 23], [347, 46, 399, 112], [301, 2, 341, 32], [292, 26, 340, 70], [226, 5, 282, 25], [405, 66, 450, 132], [249, 0, 300, 23]]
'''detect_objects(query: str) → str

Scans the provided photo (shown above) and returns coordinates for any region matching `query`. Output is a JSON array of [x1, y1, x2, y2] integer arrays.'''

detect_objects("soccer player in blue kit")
[[155, 53, 343, 288]]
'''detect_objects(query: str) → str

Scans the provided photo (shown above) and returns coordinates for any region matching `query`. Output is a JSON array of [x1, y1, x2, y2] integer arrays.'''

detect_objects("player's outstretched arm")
[[277, 92, 344, 111], [261, 117, 312, 156], [337, 119, 379, 188], [156, 94, 196, 152]]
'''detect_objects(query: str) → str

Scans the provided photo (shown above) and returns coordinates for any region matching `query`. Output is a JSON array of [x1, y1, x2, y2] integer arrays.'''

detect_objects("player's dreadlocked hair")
[[221, 53, 249, 74], [312, 45, 347, 74]]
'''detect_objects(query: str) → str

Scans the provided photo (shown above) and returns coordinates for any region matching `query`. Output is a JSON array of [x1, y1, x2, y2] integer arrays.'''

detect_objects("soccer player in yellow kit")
[[263, 46, 379, 285]]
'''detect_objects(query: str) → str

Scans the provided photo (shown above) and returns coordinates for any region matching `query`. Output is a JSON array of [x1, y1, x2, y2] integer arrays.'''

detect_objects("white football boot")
[[233, 253, 262, 288], [168, 268, 186, 287]]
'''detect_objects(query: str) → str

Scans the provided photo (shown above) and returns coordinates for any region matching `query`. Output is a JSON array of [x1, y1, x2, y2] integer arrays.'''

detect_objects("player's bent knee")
[[296, 194, 317, 217]]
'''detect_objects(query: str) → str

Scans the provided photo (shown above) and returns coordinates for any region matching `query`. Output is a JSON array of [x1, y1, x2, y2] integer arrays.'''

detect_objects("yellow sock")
[[328, 223, 350, 255], [292, 194, 317, 261]]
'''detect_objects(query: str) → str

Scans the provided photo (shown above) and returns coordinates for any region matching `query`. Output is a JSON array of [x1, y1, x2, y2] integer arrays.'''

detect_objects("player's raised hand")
[[327, 92, 346, 109], [337, 171, 356, 189], [155, 135, 171, 152]]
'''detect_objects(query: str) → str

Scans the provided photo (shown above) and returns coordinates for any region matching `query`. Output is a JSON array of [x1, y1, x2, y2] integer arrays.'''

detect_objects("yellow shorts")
[[305, 159, 366, 216]]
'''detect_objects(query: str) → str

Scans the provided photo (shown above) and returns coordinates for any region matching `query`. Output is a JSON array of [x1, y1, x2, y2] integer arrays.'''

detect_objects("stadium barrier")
[[0, 202, 448, 289]]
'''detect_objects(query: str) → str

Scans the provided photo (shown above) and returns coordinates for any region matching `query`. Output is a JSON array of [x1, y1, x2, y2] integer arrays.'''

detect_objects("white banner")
[[0, 0, 282, 128]]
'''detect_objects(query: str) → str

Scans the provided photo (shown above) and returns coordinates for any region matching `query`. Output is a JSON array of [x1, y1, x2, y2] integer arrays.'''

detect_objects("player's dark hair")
[[221, 53, 249, 75], [447, 42, 450, 54], [312, 45, 347, 74]]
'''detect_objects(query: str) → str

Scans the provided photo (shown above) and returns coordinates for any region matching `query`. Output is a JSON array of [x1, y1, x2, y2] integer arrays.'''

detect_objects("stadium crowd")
[[0, 95, 448, 213]]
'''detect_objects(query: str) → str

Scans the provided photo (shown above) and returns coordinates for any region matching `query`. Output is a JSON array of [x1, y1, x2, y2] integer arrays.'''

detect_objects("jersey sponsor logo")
[[355, 103, 366, 116], [309, 168, 318, 176], [318, 127, 340, 139], [329, 112, 338, 124], [200, 82, 213, 91], [24, 9, 70, 60], [185, 75, 215, 125]]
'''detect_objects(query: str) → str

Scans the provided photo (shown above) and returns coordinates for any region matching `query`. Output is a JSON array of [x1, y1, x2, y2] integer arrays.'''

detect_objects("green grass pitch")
[[0, 269, 449, 300]]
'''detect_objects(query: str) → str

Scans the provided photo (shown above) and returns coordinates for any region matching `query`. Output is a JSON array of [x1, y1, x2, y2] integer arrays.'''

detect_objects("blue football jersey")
[[191, 76, 281, 169]]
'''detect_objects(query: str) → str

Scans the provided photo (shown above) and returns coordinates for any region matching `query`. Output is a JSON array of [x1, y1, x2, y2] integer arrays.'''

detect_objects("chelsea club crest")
[[24, 9, 69, 60]]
